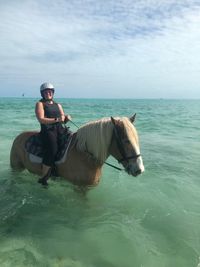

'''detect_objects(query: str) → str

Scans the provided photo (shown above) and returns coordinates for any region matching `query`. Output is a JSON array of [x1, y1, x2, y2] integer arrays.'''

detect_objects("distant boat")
[[22, 93, 25, 97]]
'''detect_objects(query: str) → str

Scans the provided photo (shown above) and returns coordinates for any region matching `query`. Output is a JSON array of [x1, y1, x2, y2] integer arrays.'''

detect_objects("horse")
[[10, 115, 144, 186]]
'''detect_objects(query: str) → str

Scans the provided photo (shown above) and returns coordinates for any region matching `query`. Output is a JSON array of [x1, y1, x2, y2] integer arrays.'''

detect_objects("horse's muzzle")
[[134, 169, 143, 176], [126, 159, 145, 176]]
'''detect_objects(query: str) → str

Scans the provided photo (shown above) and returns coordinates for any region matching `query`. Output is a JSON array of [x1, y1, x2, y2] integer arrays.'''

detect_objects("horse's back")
[[10, 131, 38, 170]]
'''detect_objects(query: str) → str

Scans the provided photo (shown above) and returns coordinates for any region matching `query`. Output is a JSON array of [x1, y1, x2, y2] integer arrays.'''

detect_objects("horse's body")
[[10, 116, 144, 186]]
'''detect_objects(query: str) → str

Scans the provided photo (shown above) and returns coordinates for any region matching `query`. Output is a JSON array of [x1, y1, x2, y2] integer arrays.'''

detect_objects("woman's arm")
[[35, 102, 61, 124], [58, 103, 70, 122]]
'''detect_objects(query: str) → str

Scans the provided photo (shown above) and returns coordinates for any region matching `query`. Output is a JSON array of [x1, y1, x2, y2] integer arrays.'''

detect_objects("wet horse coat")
[[10, 116, 144, 186]]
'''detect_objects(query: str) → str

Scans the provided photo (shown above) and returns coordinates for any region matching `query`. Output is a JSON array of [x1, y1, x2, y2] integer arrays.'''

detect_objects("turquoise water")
[[0, 98, 200, 267]]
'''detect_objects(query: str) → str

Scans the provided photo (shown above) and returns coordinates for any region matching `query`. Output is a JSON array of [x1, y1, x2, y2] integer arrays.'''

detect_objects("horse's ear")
[[129, 113, 136, 123], [111, 116, 116, 125]]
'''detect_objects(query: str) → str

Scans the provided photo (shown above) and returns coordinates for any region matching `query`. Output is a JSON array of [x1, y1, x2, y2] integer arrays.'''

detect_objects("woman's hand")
[[64, 114, 72, 123]]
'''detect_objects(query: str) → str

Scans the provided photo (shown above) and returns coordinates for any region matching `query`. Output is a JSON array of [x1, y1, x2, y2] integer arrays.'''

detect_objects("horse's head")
[[110, 115, 144, 176]]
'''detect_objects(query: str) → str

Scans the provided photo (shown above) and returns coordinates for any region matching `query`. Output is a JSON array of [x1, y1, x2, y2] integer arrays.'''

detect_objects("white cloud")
[[0, 0, 200, 98]]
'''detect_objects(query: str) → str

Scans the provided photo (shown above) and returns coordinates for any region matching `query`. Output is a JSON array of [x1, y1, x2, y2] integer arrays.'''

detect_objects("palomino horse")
[[10, 115, 144, 186]]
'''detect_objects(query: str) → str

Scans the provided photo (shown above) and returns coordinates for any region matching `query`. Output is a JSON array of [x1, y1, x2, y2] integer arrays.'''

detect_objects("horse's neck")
[[75, 119, 113, 164]]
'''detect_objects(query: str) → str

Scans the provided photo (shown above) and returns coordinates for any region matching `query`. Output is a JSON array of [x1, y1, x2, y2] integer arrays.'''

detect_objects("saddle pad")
[[25, 128, 73, 163]]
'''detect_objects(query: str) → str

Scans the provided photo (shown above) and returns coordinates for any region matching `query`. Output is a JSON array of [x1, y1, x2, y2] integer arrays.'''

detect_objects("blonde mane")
[[75, 118, 113, 163], [75, 117, 139, 163]]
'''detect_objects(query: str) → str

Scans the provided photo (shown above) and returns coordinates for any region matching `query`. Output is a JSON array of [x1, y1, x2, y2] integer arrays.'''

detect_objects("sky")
[[0, 0, 200, 99]]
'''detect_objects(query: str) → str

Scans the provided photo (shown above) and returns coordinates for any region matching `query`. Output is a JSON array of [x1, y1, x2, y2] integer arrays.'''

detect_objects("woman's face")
[[43, 89, 54, 100]]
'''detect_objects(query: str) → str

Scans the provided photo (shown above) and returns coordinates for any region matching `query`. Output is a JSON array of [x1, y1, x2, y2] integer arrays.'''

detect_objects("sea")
[[0, 97, 200, 267]]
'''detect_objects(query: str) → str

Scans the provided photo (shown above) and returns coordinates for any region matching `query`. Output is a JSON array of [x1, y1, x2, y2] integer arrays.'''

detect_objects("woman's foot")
[[38, 168, 51, 186]]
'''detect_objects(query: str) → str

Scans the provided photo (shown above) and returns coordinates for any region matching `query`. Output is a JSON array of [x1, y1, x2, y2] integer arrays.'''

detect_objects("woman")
[[35, 82, 71, 185]]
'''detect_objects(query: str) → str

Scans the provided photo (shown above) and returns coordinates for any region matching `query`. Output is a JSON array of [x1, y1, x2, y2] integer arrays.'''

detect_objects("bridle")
[[110, 117, 141, 164]]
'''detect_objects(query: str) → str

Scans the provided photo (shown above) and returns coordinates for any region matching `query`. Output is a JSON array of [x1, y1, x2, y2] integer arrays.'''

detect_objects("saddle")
[[25, 127, 74, 164]]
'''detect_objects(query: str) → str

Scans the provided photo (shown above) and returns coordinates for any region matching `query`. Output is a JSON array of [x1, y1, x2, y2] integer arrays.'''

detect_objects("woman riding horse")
[[35, 82, 71, 185], [10, 114, 144, 187]]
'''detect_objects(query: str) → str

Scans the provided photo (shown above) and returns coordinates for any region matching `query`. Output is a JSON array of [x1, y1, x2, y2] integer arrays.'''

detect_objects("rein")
[[104, 161, 123, 171]]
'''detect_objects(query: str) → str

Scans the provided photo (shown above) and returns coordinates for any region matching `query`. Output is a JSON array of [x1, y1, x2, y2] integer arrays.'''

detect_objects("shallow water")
[[0, 98, 200, 267]]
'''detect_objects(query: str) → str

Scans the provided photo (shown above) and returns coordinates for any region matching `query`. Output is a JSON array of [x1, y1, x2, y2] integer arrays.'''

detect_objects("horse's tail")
[[10, 131, 37, 171], [10, 133, 25, 170]]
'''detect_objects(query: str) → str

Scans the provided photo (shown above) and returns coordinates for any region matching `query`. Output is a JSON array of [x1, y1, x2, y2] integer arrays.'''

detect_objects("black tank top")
[[42, 101, 61, 118], [40, 100, 61, 131]]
